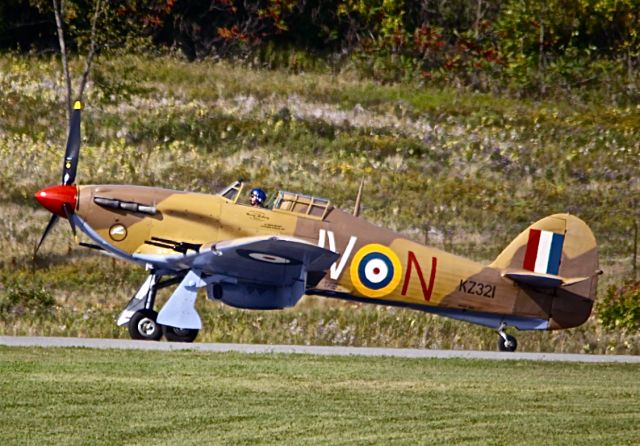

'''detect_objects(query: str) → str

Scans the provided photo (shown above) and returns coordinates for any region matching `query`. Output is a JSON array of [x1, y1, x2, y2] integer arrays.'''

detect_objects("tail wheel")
[[163, 325, 199, 343], [498, 334, 518, 352], [128, 310, 163, 341]]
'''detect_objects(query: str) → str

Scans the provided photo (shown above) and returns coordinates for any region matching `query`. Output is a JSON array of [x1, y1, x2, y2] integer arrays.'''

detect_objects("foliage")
[[0, 1, 638, 101], [599, 281, 640, 331], [2, 0, 170, 55], [150, 1, 284, 60], [0, 282, 56, 317], [0, 0, 53, 50], [495, 0, 640, 99]]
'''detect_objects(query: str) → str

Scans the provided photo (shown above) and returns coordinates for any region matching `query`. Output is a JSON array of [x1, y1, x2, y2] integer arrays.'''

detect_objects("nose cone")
[[35, 185, 78, 218]]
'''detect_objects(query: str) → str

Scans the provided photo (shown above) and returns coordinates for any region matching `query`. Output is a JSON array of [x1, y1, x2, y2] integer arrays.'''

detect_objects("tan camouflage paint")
[[75, 184, 599, 329]]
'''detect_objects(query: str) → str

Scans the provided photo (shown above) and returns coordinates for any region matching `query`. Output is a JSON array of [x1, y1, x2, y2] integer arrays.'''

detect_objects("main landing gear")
[[117, 271, 200, 343], [497, 323, 517, 352], [163, 326, 199, 343], [128, 309, 163, 341]]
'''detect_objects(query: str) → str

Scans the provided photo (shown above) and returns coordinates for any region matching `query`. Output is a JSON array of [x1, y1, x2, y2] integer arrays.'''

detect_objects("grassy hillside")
[[0, 53, 638, 350]]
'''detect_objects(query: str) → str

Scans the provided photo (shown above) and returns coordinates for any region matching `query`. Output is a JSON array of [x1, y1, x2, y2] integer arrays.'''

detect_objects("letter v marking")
[[318, 229, 358, 280]]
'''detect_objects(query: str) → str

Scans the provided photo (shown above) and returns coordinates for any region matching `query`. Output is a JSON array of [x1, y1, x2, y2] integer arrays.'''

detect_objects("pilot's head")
[[249, 188, 267, 207]]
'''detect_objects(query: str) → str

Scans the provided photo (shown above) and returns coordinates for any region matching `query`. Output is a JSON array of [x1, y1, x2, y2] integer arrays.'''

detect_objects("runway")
[[1, 336, 639, 363]]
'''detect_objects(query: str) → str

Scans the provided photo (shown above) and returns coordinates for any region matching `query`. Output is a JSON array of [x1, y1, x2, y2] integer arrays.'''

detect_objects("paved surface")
[[1, 336, 639, 363]]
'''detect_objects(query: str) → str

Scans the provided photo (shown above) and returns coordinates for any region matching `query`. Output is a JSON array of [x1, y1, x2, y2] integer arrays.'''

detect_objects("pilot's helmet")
[[250, 188, 267, 204]]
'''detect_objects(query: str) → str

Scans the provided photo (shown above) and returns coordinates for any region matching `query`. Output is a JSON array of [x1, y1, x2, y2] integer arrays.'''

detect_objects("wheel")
[[163, 325, 199, 343], [128, 310, 163, 341], [498, 334, 518, 352]]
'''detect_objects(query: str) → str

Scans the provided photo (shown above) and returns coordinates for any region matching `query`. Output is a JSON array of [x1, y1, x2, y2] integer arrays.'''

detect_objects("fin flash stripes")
[[523, 229, 565, 275]]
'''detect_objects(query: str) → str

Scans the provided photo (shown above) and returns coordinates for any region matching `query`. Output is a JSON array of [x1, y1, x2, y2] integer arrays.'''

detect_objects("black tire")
[[128, 310, 163, 341], [498, 334, 518, 352], [163, 325, 199, 343]]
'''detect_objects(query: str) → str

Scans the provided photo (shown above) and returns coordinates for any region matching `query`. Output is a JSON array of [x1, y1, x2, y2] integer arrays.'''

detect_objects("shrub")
[[598, 281, 640, 331]]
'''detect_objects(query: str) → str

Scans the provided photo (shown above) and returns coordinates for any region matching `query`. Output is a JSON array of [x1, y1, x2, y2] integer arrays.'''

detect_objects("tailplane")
[[491, 214, 599, 329]]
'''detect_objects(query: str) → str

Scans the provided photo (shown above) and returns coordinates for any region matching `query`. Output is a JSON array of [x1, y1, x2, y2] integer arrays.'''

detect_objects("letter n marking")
[[401, 251, 437, 301]]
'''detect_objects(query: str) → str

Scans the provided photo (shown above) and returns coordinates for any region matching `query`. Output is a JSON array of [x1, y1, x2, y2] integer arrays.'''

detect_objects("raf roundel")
[[236, 249, 301, 265], [248, 252, 291, 264], [350, 244, 402, 298]]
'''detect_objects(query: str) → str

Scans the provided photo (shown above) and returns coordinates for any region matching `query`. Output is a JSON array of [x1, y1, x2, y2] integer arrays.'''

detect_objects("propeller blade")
[[34, 214, 59, 256], [62, 101, 82, 185], [62, 203, 77, 238]]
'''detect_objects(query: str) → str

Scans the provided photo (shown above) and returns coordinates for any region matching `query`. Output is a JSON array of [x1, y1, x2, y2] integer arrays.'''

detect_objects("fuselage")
[[69, 183, 560, 327]]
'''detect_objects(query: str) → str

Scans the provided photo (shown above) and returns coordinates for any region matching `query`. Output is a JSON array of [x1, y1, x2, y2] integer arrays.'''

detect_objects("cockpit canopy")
[[272, 191, 330, 220], [218, 180, 331, 221]]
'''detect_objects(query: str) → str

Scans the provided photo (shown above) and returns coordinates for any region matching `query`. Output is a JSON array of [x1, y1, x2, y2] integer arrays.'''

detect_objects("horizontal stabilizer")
[[503, 270, 590, 289]]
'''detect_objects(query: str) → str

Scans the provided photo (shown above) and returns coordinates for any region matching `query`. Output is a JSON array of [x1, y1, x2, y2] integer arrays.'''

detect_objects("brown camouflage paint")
[[75, 184, 599, 330]]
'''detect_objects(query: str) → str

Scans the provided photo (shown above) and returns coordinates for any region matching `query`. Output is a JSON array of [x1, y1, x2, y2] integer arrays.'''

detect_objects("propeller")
[[63, 203, 77, 237], [34, 101, 83, 257], [62, 101, 82, 185], [34, 215, 59, 256]]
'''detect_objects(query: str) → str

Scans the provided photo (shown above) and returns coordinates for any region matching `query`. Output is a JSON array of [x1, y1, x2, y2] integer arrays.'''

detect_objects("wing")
[[153, 235, 338, 281], [154, 236, 338, 329], [201, 235, 337, 280]]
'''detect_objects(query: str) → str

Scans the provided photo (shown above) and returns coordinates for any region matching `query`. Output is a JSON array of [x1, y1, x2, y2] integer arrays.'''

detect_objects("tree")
[[52, 0, 104, 121], [32, 0, 171, 121]]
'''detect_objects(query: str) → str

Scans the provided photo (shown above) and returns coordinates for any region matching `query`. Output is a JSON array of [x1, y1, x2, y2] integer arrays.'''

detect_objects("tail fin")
[[491, 214, 599, 329]]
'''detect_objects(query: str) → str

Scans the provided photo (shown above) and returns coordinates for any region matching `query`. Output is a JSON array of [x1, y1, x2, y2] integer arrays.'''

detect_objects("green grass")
[[0, 346, 639, 445]]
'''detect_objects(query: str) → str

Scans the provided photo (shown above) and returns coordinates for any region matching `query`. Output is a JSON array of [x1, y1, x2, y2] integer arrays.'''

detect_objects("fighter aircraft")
[[34, 102, 601, 350]]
